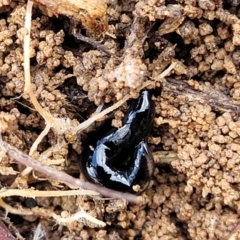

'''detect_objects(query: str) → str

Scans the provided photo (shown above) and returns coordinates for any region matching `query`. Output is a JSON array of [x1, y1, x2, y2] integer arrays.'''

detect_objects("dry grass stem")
[[0, 188, 99, 198]]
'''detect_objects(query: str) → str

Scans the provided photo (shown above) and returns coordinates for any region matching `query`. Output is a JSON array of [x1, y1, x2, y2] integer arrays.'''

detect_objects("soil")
[[1, 0, 240, 239]]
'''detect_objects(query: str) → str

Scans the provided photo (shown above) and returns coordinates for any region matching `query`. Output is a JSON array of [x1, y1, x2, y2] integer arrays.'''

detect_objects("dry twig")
[[0, 218, 16, 240], [164, 78, 240, 114], [0, 188, 99, 198], [73, 31, 121, 61], [0, 139, 143, 204]]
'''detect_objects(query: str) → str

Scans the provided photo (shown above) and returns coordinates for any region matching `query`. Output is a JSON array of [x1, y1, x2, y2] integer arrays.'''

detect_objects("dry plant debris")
[[31, 0, 108, 36], [1, 0, 240, 239]]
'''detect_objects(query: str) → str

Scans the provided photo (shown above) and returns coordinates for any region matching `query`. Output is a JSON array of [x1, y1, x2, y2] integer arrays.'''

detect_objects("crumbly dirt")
[[1, 0, 240, 239]]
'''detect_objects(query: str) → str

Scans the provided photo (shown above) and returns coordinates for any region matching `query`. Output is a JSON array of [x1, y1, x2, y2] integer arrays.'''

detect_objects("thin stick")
[[0, 217, 24, 240], [0, 189, 99, 198], [74, 94, 131, 132], [0, 140, 142, 204], [73, 31, 121, 61]]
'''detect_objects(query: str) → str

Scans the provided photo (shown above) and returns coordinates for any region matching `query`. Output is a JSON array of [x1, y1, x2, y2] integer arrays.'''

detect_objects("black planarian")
[[80, 90, 156, 193]]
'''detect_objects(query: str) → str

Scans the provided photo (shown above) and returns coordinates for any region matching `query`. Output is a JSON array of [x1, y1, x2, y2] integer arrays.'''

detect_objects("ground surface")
[[1, 0, 240, 239]]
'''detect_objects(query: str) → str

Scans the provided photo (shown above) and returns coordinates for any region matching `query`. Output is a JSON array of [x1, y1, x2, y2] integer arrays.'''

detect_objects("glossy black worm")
[[80, 90, 155, 193]]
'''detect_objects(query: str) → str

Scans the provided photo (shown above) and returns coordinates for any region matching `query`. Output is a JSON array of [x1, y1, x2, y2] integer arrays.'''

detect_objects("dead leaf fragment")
[[32, 0, 108, 35]]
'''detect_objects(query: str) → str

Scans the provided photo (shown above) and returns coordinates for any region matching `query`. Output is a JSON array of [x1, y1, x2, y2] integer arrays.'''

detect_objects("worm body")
[[80, 90, 155, 193]]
